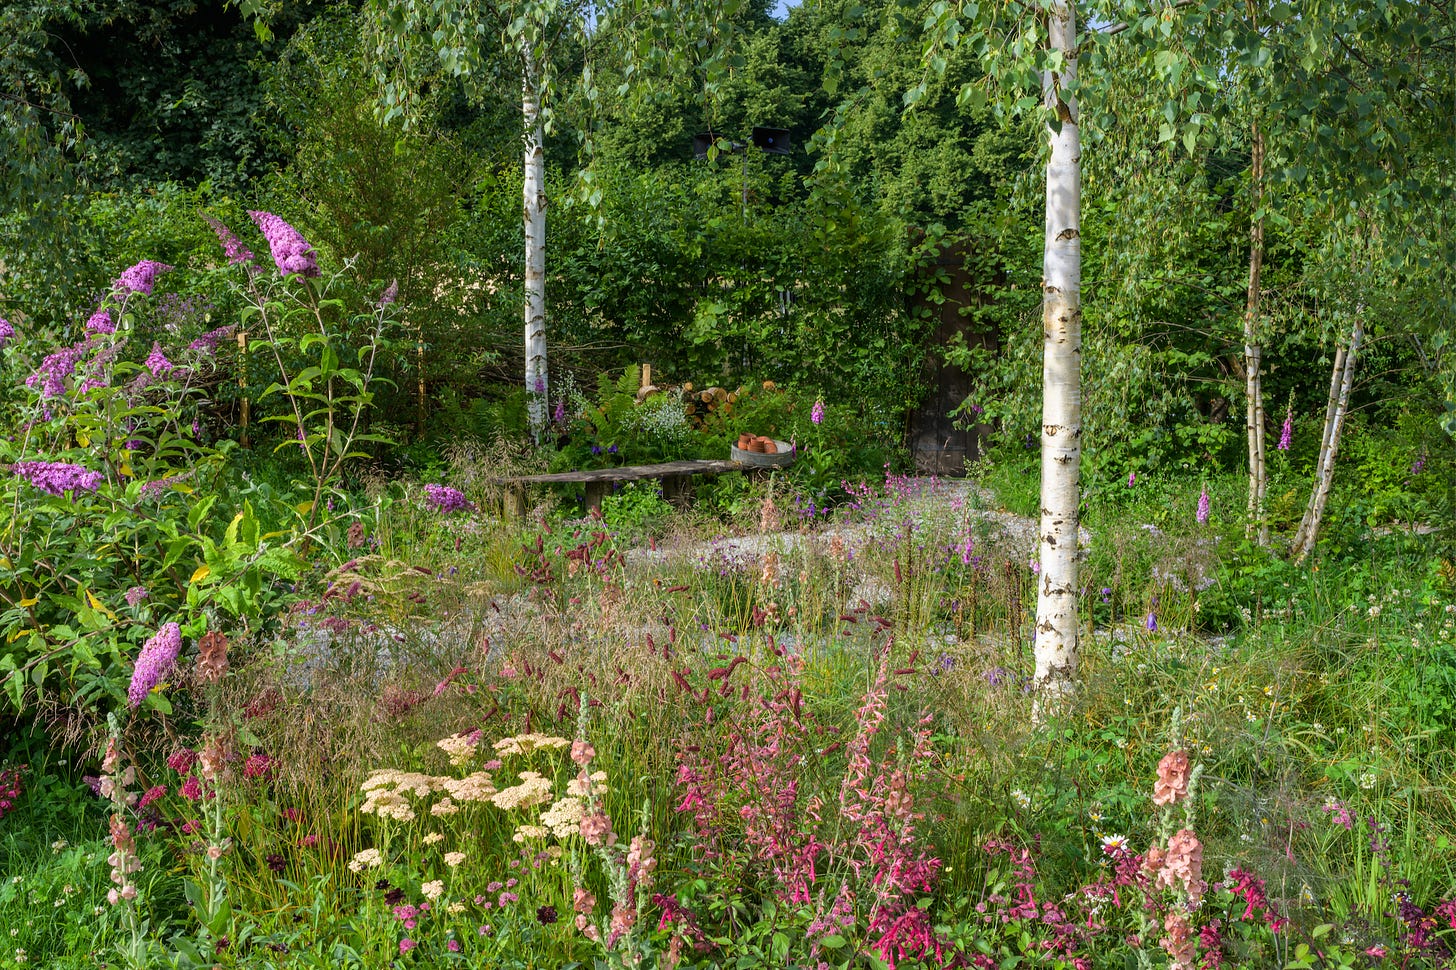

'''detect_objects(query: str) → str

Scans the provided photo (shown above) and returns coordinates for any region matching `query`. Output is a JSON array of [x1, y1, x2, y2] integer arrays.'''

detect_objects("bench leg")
[[662, 474, 694, 509], [584, 481, 608, 515], [507, 484, 527, 521]]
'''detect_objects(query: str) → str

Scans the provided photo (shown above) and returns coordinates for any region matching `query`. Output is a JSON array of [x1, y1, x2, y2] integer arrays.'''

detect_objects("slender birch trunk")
[[1033, 0, 1082, 706], [1243, 122, 1268, 544], [523, 53, 549, 442], [1292, 315, 1363, 562]]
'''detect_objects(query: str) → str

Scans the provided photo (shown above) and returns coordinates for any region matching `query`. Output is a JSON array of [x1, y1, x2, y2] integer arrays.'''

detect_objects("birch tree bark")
[[1243, 121, 1268, 544], [1033, 0, 1083, 702], [523, 51, 549, 442], [1292, 315, 1363, 562]]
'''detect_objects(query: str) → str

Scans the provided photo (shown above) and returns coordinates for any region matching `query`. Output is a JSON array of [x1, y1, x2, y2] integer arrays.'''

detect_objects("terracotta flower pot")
[[738, 434, 753, 450], [748, 439, 766, 453], [762, 439, 778, 455]]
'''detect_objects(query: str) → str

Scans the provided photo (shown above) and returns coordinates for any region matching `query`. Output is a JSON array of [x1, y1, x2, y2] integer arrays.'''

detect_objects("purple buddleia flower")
[[129, 622, 182, 708], [1277, 414, 1292, 451], [125, 586, 149, 607], [203, 214, 255, 266], [811, 400, 825, 425], [377, 279, 398, 307], [424, 484, 474, 514], [11, 461, 104, 496], [0, 317, 12, 347], [25, 340, 90, 398], [1196, 487, 1210, 525], [85, 309, 115, 335], [145, 342, 174, 376], [188, 325, 236, 354], [113, 260, 173, 297], [247, 211, 320, 278]]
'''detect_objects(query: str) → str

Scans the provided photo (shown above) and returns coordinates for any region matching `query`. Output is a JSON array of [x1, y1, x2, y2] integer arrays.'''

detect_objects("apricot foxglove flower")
[[1153, 749, 1191, 806]]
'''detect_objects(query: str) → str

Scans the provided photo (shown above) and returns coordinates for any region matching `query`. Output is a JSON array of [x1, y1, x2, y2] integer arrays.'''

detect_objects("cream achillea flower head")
[[421, 880, 445, 900], [423, 832, 445, 845], [540, 796, 586, 838], [493, 734, 570, 757], [444, 852, 466, 867], [490, 772, 553, 810], [361, 789, 417, 823], [440, 772, 497, 803], [512, 824, 549, 843], [361, 769, 438, 797], [348, 848, 383, 872], [436, 733, 479, 767], [430, 797, 462, 817]]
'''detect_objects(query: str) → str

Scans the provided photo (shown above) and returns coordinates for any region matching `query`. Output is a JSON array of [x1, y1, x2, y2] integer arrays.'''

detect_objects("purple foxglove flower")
[[1196, 487, 1210, 525], [247, 211, 320, 278], [203, 214, 255, 267], [11, 461, 103, 496], [1277, 415, 1292, 451], [811, 400, 825, 425], [532, 374, 547, 394], [553, 398, 566, 424], [112, 260, 173, 297], [129, 622, 182, 708], [1127, 471, 1136, 487], [145, 342, 174, 376], [0, 317, 12, 347], [85, 310, 115, 335]]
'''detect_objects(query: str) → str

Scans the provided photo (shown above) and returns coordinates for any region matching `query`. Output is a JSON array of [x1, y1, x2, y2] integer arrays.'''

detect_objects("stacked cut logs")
[[681, 383, 745, 430]]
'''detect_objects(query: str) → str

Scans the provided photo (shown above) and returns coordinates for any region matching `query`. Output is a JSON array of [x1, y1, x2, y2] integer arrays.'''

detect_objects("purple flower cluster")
[[248, 211, 319, 278], [25, 340, 90, 397], [85, 309, 116, 335], [11, 461, 104, 496], [811, 400, 825, 425], [424, 484, 474, 514], [112, 260, 173, 297], [1277, 414, 1292, 451], [0, 317, 12, 347], [204, 214, 255, 267], [129, 622, 182, 709], [1195, 487, 1210, 525], [377, 280, 398, 307], [188, 325, 236, 354], [145, 342, 175, 376]]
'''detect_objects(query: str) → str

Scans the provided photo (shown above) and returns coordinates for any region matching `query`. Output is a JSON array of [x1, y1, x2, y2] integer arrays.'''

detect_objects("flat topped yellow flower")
[[490, 771, 553, 810], [436, 733, 479, 767], [493, 733, 571, 757]]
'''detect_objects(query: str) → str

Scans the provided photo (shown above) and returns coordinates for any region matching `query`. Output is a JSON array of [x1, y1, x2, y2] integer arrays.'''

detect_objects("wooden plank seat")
[[497, 459, 745, 518]]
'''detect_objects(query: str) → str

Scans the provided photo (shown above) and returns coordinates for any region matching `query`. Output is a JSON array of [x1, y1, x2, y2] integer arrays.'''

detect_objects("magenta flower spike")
[[129, 622, 182, 708], [11, 461, 103, 496], [203, 214, 256, 267], [112, 260, 174, 297], [1196, 487, 1210, 524], [811, 400, 825, 425], [247, 211, 320, 278]]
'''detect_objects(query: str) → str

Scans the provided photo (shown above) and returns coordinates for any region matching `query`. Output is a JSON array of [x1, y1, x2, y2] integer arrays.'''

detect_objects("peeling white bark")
[[1033, 0, 1082, 707], [1244, 123, 1268, 544], [1292, 314, 1363, 563], [523, 54, 549, 441]]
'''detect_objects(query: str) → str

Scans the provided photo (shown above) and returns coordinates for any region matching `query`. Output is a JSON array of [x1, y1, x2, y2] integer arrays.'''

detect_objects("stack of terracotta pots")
[[736, 434, 779, 454]]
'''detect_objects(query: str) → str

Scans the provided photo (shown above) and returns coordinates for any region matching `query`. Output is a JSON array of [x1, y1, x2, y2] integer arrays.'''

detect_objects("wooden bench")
[[497, 459, 746, 518]]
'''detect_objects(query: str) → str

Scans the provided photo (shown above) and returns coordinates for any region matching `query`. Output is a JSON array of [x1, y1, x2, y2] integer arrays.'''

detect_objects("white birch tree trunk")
[[1292, 314, 1363, 562], [1244, 122, 1268, 544], [523, 53, 549, 442], [1033, 0, 1083, 705]]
